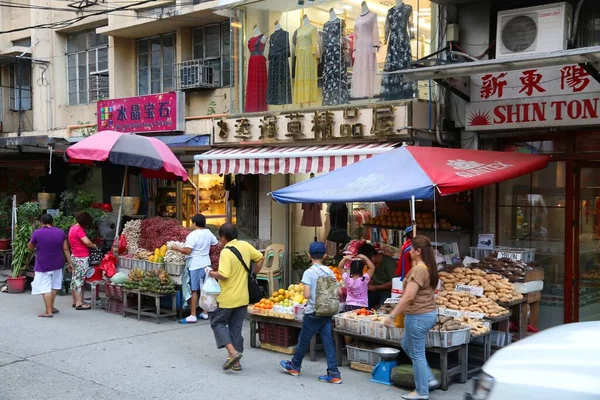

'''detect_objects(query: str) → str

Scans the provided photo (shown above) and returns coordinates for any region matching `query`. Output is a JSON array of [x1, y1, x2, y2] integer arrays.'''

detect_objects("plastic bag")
[[99, 253, 117, 278], [199, 292, 218, 312], [118, 234, 127, 255], [202, 273, 221, 295]]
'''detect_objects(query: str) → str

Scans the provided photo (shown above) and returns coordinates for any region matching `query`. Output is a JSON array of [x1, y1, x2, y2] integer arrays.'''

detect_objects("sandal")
[[223, 353, 243, 370], [231, 363, 242, 372], [52, 308, 60, 314], [75, 304, 92, 310], [39, 313, 53, 318]]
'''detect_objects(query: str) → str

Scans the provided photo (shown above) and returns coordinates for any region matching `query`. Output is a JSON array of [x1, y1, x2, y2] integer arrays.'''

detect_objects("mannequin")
[[381, 0, 414, 100], [267, 20, 292, 105], [245, 25, 268, 112], [361, 1, 370, 15], [351, 1, 380, 98], [303, 14, 311, 26], [329, 8, 338, 22]]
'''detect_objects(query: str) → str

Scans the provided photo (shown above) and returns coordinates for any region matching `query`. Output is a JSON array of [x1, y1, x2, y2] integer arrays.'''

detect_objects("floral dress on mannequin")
[[245, 34, 268, 112], [381, 3, 414, 101], [267, 29, 292, 105], [322, 18, 349, 106]]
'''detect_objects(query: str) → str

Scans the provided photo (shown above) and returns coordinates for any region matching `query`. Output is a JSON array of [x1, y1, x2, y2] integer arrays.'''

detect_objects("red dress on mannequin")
[[245, 35, 268, 112]]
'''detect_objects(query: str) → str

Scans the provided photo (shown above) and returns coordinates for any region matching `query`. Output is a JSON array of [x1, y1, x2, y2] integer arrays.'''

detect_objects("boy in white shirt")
[[171, 214, 218, 323]]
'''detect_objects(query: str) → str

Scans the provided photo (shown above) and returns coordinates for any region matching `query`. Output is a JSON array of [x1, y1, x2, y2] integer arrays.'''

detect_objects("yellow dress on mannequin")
[[293, 24, 319, 104]]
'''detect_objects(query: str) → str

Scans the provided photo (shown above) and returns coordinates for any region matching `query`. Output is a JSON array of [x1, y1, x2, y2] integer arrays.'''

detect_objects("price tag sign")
[[497, 251, 523, 261], [455, 284, 484, 297], [384, 297, 399, 304], [46, 209, 60, 218], [438, 308, 463, 317], [465, 311, 485, 319]]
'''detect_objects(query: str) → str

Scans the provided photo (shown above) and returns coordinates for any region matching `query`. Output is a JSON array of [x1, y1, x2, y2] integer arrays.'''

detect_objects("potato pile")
[[432, 316, 490, 336], [439, 267, 523, 303], [436, 290, 510, 318]]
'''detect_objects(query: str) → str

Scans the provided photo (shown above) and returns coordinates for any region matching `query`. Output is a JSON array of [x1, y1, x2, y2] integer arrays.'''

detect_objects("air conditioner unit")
[[496, 2, 572, 59]]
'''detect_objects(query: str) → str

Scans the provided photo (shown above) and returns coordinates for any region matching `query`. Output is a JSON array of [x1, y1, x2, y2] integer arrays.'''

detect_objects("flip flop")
[[72, 304, 76, 308], [231, 363, 242, 372], [223, 353, 243, 370], [39, 313, 53, 318], [76, 304, 91, 310], [52, 308, 60, 314]]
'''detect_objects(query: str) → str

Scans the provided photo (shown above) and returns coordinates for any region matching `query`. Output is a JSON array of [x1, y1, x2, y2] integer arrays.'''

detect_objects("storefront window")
[[498, 162, 566, 330], [229, 0, 434, 114]]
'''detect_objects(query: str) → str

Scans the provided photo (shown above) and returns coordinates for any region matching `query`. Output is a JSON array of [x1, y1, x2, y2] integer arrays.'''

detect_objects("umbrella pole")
[[410, 195, 417, 238], [114, 166, 128, 252]]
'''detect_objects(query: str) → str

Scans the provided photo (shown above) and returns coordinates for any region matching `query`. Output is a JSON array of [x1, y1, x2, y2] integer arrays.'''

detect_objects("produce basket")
[[146, 261, 165, 271], [388, 327, 404, 341], [106, 298, 124, 315], [105, 282, 124, 301], [165, 262, 185, 276], [359, 319, 388, 340], [259, 323, 299, 347], [426, 327, 471, 348], [333, 314, 360, 334], [346, 345, 381, 366], [118, 257, 133, 269]]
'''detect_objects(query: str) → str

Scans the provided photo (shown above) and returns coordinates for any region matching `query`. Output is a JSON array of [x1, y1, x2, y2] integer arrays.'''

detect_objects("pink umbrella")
[[66, 130, 189, 242]]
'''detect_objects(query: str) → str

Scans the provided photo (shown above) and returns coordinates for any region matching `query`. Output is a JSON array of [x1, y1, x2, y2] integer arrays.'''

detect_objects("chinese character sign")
[[97, 92, 185, 134], [470, 65, 600, 101]]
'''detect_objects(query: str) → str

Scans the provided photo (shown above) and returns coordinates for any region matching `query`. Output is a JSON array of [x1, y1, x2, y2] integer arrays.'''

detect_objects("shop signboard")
[[465, 64, 600, 131], [97, 92, 185, 134]]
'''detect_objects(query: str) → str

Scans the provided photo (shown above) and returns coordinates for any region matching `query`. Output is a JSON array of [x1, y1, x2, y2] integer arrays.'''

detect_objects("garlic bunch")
[[123, 220, 142, 254], [165, 241, 186, 263]]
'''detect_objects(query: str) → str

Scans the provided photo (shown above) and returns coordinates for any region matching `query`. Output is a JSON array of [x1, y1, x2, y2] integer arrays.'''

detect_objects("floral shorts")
[[70, 256, 89, 292]]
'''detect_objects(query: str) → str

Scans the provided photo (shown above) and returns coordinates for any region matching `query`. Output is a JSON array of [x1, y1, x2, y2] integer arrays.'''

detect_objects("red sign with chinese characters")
[[466, 65, 600, 131], [97, 92, 185, 134]]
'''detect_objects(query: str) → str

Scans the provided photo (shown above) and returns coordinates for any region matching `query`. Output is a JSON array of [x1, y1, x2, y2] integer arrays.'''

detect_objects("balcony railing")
[[173, 59, 221, 90]]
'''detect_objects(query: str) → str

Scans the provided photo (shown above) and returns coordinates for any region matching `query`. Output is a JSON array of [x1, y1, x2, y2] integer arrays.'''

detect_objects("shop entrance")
[[573, 163, 600, 324]]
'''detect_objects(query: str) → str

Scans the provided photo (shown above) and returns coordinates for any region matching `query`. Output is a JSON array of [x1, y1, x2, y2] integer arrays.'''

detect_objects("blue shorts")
[[189, 268, 206, 291]]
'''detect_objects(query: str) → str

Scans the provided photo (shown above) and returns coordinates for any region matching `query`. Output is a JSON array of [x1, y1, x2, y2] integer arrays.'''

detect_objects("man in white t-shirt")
[[171, 214, 218, 323]]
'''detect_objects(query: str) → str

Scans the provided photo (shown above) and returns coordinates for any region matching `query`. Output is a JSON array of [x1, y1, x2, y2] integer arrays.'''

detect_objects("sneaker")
[[178, 315, 197, 324], [199, 313, 209, 320], [318, 373, 342, 384], [280, 360, 300, 376], [429, 379, 439, 390]]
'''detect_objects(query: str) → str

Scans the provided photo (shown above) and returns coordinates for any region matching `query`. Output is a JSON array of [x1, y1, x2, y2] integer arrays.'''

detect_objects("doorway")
[[573, 163, 600, 324]]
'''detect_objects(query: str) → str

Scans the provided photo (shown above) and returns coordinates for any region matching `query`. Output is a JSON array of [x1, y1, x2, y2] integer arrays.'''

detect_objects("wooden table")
[[249, 314, 317, 362], [484, 313, 512, 351], [498, 299, 527, 341], [524, 292, 541, 329], [123, 289, 177, 324], [332, 329, 468, 391]]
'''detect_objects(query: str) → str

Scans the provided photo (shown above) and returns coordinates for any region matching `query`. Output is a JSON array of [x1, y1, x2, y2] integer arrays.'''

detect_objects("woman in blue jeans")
[[384, 235, 439, 400]]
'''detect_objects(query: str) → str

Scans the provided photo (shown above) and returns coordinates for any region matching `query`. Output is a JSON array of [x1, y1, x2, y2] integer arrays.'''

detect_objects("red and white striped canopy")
[[194, 143, 398, 175]]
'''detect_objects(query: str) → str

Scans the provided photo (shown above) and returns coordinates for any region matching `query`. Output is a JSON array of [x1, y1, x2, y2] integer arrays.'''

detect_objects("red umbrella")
[[66, 130, 189, 243]]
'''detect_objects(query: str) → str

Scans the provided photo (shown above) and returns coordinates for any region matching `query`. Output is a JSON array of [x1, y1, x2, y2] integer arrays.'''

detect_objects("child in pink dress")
[[339, 254, 375, 312]]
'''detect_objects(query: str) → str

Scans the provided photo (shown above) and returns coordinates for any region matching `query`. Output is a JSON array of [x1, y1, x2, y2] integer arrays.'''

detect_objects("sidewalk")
[[0, 289, 470, 400]]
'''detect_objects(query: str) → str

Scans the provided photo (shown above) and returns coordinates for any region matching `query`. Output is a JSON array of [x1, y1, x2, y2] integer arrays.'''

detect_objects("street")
[[0, 291, 470, 400]]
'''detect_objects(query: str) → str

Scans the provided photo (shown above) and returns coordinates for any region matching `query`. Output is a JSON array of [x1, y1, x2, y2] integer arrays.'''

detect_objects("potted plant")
[[8, 202, 40, 293]]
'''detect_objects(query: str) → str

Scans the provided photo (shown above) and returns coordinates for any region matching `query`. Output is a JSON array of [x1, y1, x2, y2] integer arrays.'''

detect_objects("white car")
[[466, 321, 600, 400]]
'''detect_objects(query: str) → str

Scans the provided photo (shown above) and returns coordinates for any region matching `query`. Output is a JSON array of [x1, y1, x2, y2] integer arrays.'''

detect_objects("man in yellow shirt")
[[207, 223, 264, 371]]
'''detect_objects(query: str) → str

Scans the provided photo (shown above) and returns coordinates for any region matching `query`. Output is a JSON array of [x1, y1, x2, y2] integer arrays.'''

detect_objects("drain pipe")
[[570, 0, 586, 46]]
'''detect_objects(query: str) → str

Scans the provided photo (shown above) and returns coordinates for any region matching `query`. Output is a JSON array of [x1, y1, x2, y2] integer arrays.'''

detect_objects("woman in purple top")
[[28, 214, 73, 318]]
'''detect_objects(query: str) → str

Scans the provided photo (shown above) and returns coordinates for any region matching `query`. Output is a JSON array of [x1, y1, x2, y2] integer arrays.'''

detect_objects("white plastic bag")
[[200, 292, 218, 312], [201, 270, 221, 295]]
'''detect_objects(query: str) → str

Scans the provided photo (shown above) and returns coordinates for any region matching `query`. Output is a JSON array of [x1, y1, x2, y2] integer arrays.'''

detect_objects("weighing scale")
[[370, 347, 400, 385]]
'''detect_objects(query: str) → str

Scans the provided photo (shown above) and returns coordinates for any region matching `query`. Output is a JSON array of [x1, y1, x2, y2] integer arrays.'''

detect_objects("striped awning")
[[193, 143, 398, 175]]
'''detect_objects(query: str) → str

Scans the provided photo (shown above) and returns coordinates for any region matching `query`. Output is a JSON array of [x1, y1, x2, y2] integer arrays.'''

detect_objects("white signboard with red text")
[[465, 65, 600, 131]]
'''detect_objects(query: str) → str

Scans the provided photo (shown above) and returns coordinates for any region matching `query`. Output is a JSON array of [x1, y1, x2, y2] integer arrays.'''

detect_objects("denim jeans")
[[401, 310, 438, 396], [291, 313, 340, 376]]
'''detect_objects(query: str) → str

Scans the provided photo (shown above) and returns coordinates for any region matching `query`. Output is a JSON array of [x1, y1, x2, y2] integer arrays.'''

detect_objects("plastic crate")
[[388, 327, 404, 341], [118, 257, 133, 269], [106, 298, 124, 315], [469, 247, 509, 260], [426, 327, 471, 348], [469, 247, 536, 263], [359, 319, 388, 340], [130, 259, 147, 271], [259, 323, 299, 347], [346, 345, 382, 366], [146, 261, 165, 271], [333, 315, 360, 334], [105, 282, 124, 301], [166, 262, 185, 276]]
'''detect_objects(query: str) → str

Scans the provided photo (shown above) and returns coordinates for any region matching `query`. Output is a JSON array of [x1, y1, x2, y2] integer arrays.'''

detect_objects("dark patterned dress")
[[322, 18, 349, 106], [266, 29, 292, 105], [381, 4, 415, 101]]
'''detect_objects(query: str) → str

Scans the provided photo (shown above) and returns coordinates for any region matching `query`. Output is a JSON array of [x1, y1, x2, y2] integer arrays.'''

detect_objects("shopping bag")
[[202, 275, 221, 295], [99, 253, 117, 278], [199, 292, 218, 312]]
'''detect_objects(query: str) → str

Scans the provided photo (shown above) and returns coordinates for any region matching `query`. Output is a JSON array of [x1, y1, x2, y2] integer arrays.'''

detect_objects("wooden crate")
[[260, 342, 296, 355], [524, 267, 544, 282], [350, 361, 374, 373]]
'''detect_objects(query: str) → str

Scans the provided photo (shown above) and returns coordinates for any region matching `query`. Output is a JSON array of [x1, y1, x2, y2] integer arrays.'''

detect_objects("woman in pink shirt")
[[68, 212, 97, 310], [339, 254, 375, 311]]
